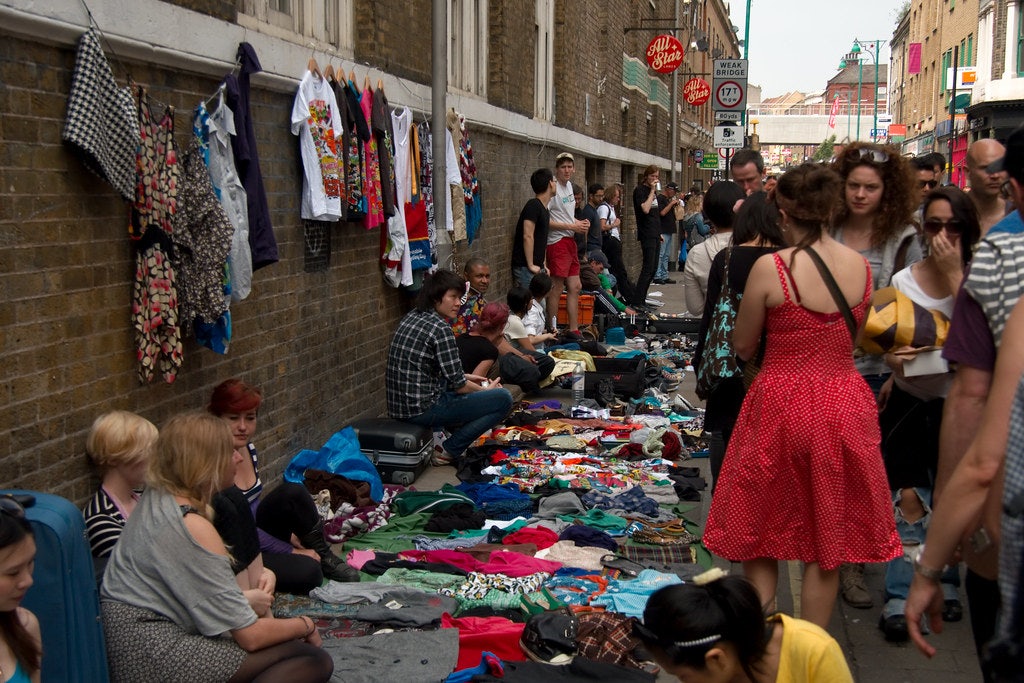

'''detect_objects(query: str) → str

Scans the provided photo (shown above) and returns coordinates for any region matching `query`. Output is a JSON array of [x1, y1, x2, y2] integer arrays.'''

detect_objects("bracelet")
[[913, 544, 944, 582], [300, 616, 315, 637]]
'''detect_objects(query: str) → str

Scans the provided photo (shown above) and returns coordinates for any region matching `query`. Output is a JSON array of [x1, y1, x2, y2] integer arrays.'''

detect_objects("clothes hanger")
[[377, 78, 384, 91], [307, 57, 322, 78], [323, 63, 335, 82], [201, 82, 226, 111], [364, 75, 371, 92]]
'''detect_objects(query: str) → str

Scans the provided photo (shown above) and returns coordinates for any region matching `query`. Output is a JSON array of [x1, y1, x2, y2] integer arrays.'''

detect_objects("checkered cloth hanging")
[[62, 28, 139, 201]]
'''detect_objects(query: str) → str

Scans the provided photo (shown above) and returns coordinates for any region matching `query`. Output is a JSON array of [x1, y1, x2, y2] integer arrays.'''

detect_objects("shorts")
[[545, 237, 580, 278]]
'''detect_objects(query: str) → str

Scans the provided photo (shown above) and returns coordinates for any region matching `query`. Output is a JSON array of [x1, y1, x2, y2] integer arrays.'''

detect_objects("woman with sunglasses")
[[635, 572, 853, 682], [873, 186, 981, 642], [0, 498, 41, 683], [100, 412, 333, 683], [830, 142, 921, 609]]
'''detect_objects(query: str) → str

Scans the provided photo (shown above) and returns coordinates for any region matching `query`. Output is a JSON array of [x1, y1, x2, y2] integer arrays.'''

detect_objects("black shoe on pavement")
[[942, 599, 964, 622], [879, 614, 909, 643], [662, 278, 677, 284]]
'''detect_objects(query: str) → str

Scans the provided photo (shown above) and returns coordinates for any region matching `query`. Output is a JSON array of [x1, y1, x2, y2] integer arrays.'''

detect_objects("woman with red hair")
[[208, 379, 359, 590], [455, 302, 555, 394]]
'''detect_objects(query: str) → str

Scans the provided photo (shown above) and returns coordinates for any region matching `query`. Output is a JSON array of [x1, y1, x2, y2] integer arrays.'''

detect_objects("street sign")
[[712, 59, 748, 112], [715, 111, 742, 122], [699, 157, 719, 170], [718, 148, 730, 159], [694, 149, 705, 163], [714, 124, 742, 148], [646, 34, 685, 73], [683, 77, 711, 106], [870, 128, 887, 138]]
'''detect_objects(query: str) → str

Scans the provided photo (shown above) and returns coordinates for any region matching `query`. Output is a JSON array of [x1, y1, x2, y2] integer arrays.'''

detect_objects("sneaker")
[[662, 278, 677, 284], [839, 563, 874, 608], [431, 451, 455, 467], [879, 613, 909, 642]]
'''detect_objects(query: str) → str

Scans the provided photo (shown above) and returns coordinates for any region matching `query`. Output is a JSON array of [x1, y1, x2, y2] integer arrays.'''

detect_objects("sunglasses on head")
[[918, 179, 938, 189], [847, 147, 890, 164], [0, 496, 26, 519], [922, 218, 964, 235]]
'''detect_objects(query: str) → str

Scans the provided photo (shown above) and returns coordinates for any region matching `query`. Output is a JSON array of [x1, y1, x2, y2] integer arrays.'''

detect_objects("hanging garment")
[[340, 80, 368, 222], [194, 97, 251, 301], [451, 112, 482, 243], [381, 106, 413, 287], [360, 87, 384, 229], [63, 28, 139, 201], [172, 139, 234, 353], [224, 42, 278, 269], [372, 86, 397, 217], [291, 70, 343, 221], [130, 88, 182, 384], [416, 121, 435, 244], [445, 111, 468, 241]]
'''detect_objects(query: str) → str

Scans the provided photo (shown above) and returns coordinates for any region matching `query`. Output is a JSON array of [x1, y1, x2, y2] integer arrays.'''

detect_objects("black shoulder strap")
[[804, 247, 857, 340]]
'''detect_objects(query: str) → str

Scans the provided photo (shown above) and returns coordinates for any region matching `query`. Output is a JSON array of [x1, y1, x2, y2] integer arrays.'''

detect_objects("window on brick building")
[[448, 0, 488, 97], [237, 1, 354, 52], [535, 0, 554, 119]]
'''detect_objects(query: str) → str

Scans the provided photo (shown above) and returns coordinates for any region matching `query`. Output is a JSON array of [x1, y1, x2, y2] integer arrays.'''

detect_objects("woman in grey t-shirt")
[[100, 411, 332, 683]]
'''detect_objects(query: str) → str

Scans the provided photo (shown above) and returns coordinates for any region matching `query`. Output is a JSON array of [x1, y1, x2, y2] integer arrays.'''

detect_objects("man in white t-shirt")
[[546, 152, 591, 338]]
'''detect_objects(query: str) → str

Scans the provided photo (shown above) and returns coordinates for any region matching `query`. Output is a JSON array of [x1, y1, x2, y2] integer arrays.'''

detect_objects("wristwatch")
[[913, 544, 944, 581]]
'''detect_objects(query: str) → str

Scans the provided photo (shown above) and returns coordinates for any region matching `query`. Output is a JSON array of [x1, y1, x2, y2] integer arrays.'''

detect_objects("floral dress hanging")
[[130, 87, 182, 383]]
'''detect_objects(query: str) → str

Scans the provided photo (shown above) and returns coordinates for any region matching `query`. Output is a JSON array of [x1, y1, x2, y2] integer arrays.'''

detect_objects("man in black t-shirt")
[[511, 168, 556, 289], [632, 165, 663, 307]]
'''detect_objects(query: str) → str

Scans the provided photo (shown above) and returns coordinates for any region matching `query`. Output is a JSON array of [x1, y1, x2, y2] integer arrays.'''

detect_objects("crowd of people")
[[6, 133, 1024, 682]]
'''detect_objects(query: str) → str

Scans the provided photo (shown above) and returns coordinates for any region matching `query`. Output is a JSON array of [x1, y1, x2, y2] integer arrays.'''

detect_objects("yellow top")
[[772, 613, 853, 683]]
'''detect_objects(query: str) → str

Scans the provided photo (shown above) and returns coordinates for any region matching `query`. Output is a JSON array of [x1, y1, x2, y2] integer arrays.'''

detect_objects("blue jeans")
[[655, 236, 673, 280], [513, 266, 538, 289], [883, 487, 960, 619], [405, 388, 513, 458]]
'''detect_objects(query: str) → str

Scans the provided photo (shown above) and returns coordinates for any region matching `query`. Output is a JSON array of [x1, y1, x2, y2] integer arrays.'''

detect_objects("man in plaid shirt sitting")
[[386, 269, 514, 467]]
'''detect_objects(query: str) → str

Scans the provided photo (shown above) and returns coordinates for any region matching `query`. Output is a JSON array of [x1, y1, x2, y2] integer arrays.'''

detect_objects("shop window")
[[535, 0, 554, 119], [449, 0, 488, 97]]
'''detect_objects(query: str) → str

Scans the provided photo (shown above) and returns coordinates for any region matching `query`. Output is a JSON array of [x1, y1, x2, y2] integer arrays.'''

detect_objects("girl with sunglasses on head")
[[635, 571, 853, 682], [874, 186, 981, 642], [702, 164, 900, 628], [0, 498, 40, 683], [830, 142, 922, 610]]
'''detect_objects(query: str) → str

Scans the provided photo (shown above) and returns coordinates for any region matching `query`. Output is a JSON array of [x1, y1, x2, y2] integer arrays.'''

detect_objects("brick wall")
[[1, 0, 668, 505]]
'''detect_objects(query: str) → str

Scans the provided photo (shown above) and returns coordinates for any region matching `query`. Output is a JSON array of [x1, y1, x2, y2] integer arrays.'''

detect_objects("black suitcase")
[[349, 418, 433, 486], [2, 490, 111, 683]]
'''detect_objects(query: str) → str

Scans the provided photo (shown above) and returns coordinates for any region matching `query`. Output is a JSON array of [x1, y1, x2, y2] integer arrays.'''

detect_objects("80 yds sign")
[[715, 81, 743, 109]]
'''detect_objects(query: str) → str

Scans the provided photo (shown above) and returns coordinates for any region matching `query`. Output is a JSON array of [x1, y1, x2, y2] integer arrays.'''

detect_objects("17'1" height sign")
[[711, 59, 748, 112]]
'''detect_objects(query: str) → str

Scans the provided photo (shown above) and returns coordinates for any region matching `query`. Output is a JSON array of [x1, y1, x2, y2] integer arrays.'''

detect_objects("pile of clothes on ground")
[[279, 401, 710, 682]]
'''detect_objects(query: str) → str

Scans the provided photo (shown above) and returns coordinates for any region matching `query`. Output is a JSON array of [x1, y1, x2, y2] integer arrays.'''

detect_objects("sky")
[[732, 0, 906, 98]]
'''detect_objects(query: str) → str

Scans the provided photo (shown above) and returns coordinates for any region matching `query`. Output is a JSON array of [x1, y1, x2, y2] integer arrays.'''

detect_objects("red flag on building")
[[908, 43, 922, 75], [828, 96, 841, 129]]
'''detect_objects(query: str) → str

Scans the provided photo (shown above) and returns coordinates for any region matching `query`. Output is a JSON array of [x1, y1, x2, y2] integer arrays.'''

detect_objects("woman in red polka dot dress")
[[703, 163, 901, 628]]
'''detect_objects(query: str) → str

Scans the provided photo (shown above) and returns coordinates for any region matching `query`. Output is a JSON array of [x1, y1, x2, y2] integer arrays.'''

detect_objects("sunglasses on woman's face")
[[847, 147, 890, 164], [922, 218, 964, 235]]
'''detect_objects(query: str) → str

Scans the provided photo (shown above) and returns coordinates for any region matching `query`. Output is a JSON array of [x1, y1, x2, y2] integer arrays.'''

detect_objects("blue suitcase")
[[2, 490, 110, 683]]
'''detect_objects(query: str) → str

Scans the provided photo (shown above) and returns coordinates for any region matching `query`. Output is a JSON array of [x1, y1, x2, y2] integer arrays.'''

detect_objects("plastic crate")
[[556, 293, 595, 325]]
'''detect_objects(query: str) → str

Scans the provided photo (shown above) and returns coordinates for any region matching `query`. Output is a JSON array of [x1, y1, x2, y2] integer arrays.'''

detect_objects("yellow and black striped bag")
[[861, 286, 950, 355]]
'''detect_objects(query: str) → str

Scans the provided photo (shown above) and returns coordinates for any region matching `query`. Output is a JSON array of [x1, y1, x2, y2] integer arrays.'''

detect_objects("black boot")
[[299, 520, 360, 582]]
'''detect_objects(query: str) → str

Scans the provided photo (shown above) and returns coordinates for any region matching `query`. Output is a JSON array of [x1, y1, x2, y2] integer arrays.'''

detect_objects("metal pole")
[[670, 0, 679, 183], [872, 40, 880, 141], [741, 0, 751, 131], [431, 0, 450, 269], [856, 56, 863, 141], [949, 45, 958, 182]]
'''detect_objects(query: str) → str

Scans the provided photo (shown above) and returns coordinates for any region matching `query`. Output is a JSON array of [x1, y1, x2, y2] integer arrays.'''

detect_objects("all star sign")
[[646, 34, 684, 73], [684, 77, 711, 106]]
